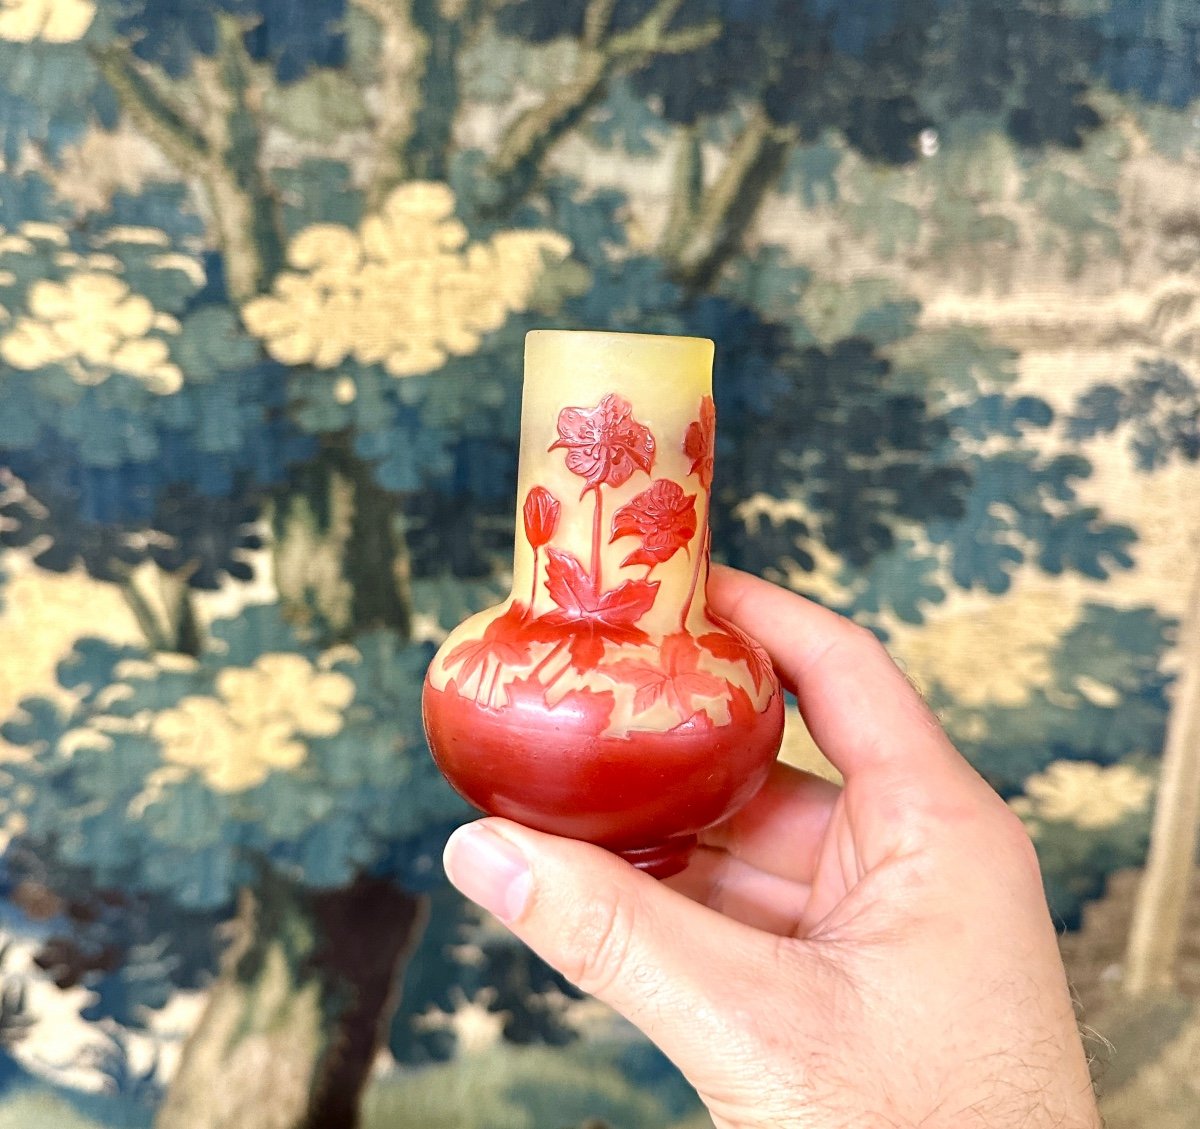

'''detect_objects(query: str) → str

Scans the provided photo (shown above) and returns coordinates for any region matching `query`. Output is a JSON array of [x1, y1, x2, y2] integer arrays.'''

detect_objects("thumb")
[[443, 818, 792, 1085]]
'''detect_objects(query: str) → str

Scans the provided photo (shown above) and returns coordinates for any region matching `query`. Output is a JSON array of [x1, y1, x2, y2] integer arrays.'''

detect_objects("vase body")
[[422, 330, 784, 876]]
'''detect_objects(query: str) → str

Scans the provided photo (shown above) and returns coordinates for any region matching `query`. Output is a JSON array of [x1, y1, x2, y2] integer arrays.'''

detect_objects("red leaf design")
[[610, 479, 697, 569], [727, 683, 760, 731], [533, 548, 659, 671], [602, 658, 667, 714], [541, 548, 593, 616], [503, 676, 615, 736], [698, 616, 772, 693], [443, 601, 534, 684], [522, 485, 561, 549], [548, 393, 655, 493], [683, 395, 716, 489], [605, 632, 727, 720]]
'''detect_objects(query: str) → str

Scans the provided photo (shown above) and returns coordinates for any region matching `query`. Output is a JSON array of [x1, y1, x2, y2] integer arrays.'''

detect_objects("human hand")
[[443, 566, 1102, 1129]]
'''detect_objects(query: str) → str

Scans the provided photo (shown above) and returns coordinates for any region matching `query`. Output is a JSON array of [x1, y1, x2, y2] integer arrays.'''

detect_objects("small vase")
[[422, 330, 784, 877]]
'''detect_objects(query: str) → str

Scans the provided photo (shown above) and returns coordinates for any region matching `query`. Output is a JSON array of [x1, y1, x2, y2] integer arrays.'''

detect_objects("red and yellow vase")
[[422, 330, 784, 877]]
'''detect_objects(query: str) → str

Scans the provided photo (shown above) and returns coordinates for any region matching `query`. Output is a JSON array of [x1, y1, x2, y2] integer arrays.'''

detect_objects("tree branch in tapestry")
[[661, 105, 795, 292], [93, 14, 286, 301], [358, 0, 486, 203], [484, 0, 718, 214]]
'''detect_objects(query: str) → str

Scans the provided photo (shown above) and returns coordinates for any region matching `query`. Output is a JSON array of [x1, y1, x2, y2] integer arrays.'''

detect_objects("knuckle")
[[994, 804, 1043, 875], [844, 619, 887, 655], [558, 884, 638, 999]]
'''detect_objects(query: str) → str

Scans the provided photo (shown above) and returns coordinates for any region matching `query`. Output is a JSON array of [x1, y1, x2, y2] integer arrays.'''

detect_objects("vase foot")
[[614, 836, 698, 879]]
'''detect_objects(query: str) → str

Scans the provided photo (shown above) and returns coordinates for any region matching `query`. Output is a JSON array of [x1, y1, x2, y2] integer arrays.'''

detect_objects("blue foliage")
[[944, 603, 1175, 796], [276, 158, 364, 236], [0, 172, 70, 230], [584, 79, 671, 156], [702, 304, 974, 579], [0, 184, 316, 588], [2, 604, 465, 909], [1068, 358, 1200, 471], [944, 394, 1054, 441], [1093, 0, 1200, 108], [0, 1051, 28, 1096], [929, 451, 1136, 593], [845, 540, 946, 626], [112, 0, 346, 80], [0, 38, 105, 161]]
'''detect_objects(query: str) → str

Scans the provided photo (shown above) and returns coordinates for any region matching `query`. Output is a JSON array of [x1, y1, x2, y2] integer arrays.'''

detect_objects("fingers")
[[708, 566, 971, 790], [444, 818, 796, 1083], [699, 761, 841, 885], [665, 847, 812, 935]]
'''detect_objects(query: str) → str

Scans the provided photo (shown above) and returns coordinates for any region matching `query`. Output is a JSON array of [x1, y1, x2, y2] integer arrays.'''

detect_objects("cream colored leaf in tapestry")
[[0, 0, 94, 42], [243, 182, 571, 376], [0, 553, 142, 765], [150, 653, 356, 793], [1012, 760, 1154, 831], [889, 586, 1082, 708], [1, 271, 183, 394]]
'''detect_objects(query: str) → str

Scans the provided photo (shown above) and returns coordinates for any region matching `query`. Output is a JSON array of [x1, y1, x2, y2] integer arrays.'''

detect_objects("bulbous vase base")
[[423, 674, 785, 875]]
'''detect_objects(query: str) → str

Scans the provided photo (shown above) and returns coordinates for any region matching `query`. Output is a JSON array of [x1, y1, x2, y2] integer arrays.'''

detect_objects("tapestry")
[[0, 1, 1197, 1126]]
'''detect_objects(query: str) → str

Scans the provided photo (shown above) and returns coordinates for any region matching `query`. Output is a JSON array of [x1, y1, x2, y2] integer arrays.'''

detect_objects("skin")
[[443, 565, 1104, 1129]]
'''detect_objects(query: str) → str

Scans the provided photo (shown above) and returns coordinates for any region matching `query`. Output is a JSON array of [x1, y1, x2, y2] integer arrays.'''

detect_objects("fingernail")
[[444, 823, 532, 922]]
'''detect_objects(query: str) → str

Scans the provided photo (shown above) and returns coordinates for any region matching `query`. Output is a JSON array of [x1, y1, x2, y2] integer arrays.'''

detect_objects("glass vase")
[[422, 330, 784, 877]]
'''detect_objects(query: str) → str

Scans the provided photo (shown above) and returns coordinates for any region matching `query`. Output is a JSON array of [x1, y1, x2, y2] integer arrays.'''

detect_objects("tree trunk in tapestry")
[[153, 444, 419, 1127], [272, 439, 416, 643], [156, 874, 427, 1129], [1124, 565, 1200, 996]]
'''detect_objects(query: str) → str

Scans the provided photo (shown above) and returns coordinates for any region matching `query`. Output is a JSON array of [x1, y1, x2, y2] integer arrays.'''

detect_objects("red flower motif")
[[605, 632, 727, 719], [610, 479, 698, 569], [699, 614, 773, 693], [442, 602, 534, 686], [549, 393, 655, 494], [683, 395, 716, 489], [503, 676, 615, 736], [532, 548, 658, 670], [523, 485, 561, 550]]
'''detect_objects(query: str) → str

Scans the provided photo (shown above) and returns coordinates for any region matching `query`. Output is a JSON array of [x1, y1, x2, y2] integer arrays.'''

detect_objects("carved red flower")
[[610, 479, 698, 569], [683, 395, 716, 489], [532, 548, 658, 670], [503, 676, 615, 736], [442, 601, 534, 685], [699, 614, 773, 693], [605, 632, 726, 719], [523, 485, 561, 549], [549, 393, 655, 494]]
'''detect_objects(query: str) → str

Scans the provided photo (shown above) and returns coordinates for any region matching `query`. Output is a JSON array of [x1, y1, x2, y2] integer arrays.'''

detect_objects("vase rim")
[[525, 328, 713, 347]]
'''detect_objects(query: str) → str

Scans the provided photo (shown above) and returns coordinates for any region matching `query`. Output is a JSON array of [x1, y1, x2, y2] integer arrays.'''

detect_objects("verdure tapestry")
[[0, 1, 1197, 1126]]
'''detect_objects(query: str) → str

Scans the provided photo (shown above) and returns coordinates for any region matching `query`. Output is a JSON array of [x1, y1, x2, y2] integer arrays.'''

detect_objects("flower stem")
[[531, 638, 568, 682], [544, 651, 575, 691], [484, 657, 503, 709], [680, 507, 710, 631], [591, 487, 604, 596], [472, 656, 492, 701], [529, 547, 540, 615]]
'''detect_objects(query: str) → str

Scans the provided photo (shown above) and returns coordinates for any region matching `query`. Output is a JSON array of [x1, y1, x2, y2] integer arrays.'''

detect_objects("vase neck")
[[512, 331, 716, 639]]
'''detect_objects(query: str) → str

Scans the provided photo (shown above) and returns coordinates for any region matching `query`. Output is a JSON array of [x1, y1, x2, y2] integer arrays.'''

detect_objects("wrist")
[[905, 1087, 1102, 1129]]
